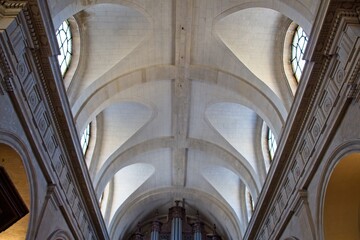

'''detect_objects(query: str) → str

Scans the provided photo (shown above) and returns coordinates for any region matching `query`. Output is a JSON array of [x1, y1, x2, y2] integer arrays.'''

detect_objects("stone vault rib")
[[172, 0, 193, 186]]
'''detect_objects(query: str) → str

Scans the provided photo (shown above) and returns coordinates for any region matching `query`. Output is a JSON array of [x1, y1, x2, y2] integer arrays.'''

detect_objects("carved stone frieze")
[[0, 47, 14, 93], [292, 157, 301, 179], [346, 51, 360, 102], [347, 81, 360, 101], [0, 80, 4, 95]]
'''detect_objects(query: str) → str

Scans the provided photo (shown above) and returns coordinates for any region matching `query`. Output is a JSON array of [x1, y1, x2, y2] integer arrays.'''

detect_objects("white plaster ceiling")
[[205, 102, 258, 171], [48, 0, 320, 239], [215, 8, 287, 98], [95, 101, 153, 170]]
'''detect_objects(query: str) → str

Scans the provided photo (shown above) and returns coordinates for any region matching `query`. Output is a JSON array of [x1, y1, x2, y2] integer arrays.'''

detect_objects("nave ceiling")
[[48, 0, 319, 238]]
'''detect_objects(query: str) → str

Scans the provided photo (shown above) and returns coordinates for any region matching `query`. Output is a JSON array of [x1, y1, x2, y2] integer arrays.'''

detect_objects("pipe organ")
[[128, 201, 222, 240]]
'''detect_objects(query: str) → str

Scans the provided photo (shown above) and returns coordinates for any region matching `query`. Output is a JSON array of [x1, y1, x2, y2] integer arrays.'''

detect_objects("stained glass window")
[[291, 26, 308, 81], [267, 128, 277, 161], [80, 123, 90, 155], [56, 20, 72, 76]]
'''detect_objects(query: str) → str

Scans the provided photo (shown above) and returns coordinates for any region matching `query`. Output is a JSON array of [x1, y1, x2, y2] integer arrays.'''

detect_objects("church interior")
[[0, 0, 359, 239]]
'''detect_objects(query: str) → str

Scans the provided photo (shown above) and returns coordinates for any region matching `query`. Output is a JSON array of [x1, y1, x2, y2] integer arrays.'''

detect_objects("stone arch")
[[0, 130, 36, 240], [108, 187, 243, 240], [93, 137, 260, 202], [50, 0, 152, 30], [62, 2, 152, 106], [74, 77, 158, 137], [93, 137, 173, 196], [317, 140, 360, 240], [47, 229, 72, 240], [73, 65, 286, 140], [213, 0, 316, 34], [189, 138, 261, 195], [209, 57, 287, 139], [72, 66, 174, 130]]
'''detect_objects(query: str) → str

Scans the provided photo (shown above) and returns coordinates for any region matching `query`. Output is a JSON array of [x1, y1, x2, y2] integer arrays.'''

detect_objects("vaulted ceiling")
[[48, 0, 319, 239]]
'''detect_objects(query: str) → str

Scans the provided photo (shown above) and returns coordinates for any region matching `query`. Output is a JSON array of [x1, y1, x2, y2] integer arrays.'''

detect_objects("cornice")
[[0, 1, 109, 239], [0, 0, 26, 11], [0, 45, 13, 93], [0, 0, 26, 8], [244, 2, 360, 240]]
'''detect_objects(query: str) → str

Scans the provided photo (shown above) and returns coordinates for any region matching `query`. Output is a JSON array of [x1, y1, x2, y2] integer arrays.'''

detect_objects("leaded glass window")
[[80, 123, 90, 155], [291, 26, 308, 81], [267, 128, 277, 161], [56, 20, 72, 76]]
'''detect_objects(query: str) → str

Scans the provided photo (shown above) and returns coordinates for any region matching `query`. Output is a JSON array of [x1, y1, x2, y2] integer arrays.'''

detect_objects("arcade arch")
[[0, 144, 30, 240], [322, 152, 360, 240]]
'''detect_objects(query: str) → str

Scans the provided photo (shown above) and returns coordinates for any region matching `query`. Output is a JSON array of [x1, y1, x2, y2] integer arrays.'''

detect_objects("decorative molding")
[[346, 45, 360, 102], [48, 229, 72, 240], [347, 81, 360, 101], [0, 81, 4, 95], [0, 2, 108, 240], [0, 1, 26, 18], [0, 47, 13, 93], [244, 2, 360, 240], [322, 4, 360, 56], [0, 1, 27, 8]]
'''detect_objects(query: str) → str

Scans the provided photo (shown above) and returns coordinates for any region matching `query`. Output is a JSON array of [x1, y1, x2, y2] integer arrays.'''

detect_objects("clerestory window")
[[80, 123, 91, 155], [267, 127, 277, 161], [291, 25, 308, 81], [245, 187, 255, 221], [56, 20, 72, 76]]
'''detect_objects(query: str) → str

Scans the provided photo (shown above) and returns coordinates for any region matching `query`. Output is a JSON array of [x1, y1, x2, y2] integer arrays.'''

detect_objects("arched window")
[[291, 25, 308, 81], [56, 20, 72, 76], [80, 123, 90, 155], [267, 127, 277, 161], [245, 187, 255, 221]]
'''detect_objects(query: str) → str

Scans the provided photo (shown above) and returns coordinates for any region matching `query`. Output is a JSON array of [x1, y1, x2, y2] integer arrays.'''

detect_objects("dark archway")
[[323, 152, 360, 240], [0, 144, 31, 239]]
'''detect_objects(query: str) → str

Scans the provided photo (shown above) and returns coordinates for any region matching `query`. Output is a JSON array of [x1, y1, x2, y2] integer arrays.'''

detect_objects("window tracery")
[[267, 127, 277, 161], [291, 25, 308, 81], [80, 123, 90, 155], [56, 20, 72, 76]]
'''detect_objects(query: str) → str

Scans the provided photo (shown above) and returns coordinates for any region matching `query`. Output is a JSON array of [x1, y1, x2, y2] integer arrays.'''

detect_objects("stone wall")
[[244, 1, 360, 239], [0, 1, 108, 239]]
